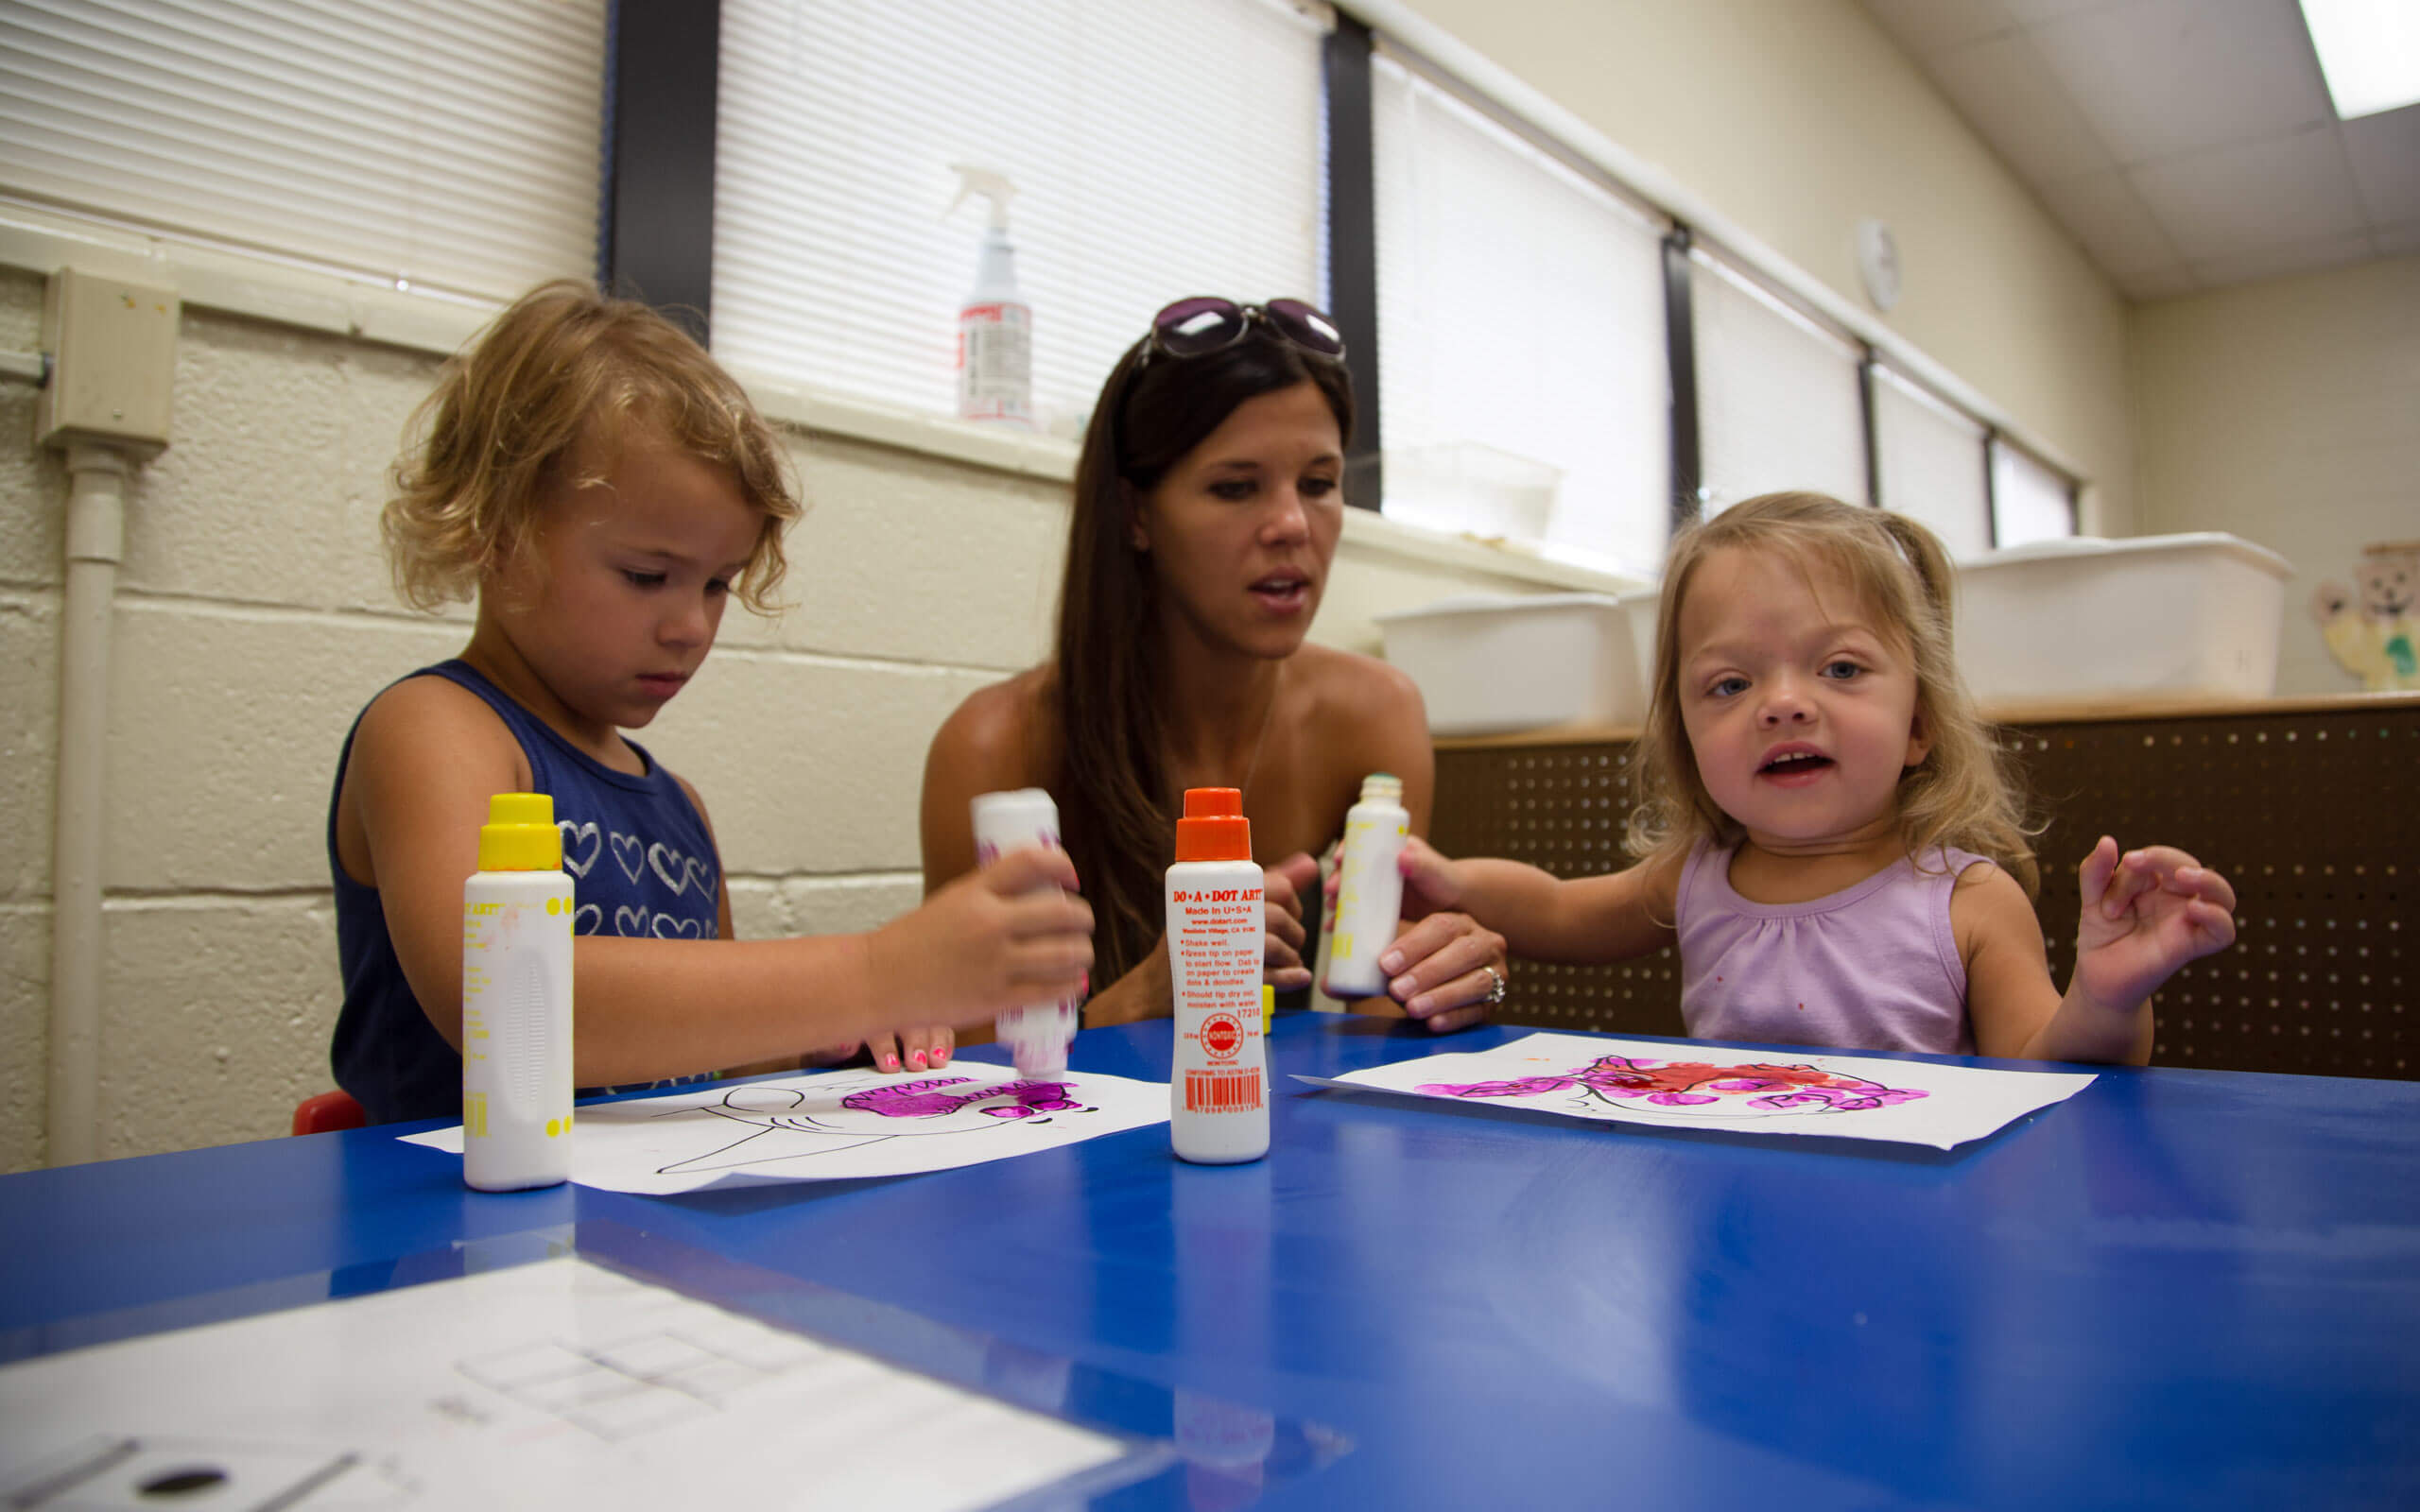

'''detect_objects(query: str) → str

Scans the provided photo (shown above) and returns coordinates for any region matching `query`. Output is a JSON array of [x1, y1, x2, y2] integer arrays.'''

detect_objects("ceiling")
[[1859, 0, 2420, 301]]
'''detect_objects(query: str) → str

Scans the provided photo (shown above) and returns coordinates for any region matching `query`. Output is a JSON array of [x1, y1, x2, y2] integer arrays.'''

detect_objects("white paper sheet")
[[0, 1257, 1125, 1511], [405, 1066, 1171, 1194], [1302, 1033, 2095, 1150]]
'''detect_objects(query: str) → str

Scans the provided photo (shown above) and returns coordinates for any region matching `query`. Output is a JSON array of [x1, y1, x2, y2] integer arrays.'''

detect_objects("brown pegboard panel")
[[1434, 699, 2415, 1079], [1430, 742, 1685, 1040], [2008, 703, 2412, 1080]]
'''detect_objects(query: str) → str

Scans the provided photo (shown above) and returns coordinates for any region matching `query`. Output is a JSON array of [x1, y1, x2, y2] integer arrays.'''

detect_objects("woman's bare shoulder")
[[1290, 643, 1423, 726], [928, 665, 1056, 785]]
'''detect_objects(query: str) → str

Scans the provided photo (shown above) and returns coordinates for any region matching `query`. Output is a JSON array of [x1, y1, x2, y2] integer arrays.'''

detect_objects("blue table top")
[[6, 1013, 2417, 1510]]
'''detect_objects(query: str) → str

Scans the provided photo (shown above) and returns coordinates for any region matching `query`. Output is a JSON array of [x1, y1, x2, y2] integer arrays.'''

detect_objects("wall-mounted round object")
[[1857, 218, 1901, 313]]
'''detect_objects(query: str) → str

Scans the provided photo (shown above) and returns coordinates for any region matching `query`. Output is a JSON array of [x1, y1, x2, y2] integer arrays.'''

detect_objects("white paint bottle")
[[461, 792, 574, 1192], [971, 787, 1080, 1075], [1167, 787, 1268, 1163], [1323, 772, 1409, 998]]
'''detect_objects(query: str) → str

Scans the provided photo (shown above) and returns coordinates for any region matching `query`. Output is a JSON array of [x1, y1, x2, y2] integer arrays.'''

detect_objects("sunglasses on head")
[[1141, 297, 1346, 366]]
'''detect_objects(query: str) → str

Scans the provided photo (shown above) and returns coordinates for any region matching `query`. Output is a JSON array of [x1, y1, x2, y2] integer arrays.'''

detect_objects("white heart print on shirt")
[[648, 842, 715, 899], [610, 832, 647, 885], [648, 914, 705, 940], [558, 820, 601, 879]]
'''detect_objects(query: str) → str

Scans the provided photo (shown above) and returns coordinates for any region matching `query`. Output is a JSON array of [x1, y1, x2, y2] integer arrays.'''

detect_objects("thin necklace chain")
[[1170, 662, 1283, 806], [1236, 662, 1282, 799]]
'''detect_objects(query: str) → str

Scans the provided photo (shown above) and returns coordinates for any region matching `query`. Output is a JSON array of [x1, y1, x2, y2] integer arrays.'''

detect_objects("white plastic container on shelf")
[[1375, 593, 1649, 736], [1953, 533, 2294, 706], [1379, 441, 1562, 542]]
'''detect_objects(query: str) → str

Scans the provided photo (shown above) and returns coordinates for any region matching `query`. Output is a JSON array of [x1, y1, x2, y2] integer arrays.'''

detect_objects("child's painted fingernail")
[[908, 1052, 926, 1070], [1380, 952, 1404, 973], [881, 1054, 899, 1071]]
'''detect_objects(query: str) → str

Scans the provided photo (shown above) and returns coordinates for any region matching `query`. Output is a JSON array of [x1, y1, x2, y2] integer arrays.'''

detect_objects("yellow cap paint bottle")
[[461, 793, 575, 1192]]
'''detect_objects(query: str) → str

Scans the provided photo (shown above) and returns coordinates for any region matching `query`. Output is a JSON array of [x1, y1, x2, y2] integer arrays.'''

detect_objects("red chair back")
[[292, 1090, 368, 1136]]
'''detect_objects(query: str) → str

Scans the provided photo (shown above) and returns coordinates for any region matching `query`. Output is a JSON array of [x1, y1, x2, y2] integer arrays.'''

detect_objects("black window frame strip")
[[598, 0, 721, 346], [1324, 14, 1384, 512], [1858, 343, 1882, 508], [1663, 225, 1702, 534]]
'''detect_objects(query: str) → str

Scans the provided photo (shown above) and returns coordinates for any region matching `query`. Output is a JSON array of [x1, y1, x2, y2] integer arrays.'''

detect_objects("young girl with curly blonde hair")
[[330, 282, 1091, 1123], [1372, 491, 2236, 1063]]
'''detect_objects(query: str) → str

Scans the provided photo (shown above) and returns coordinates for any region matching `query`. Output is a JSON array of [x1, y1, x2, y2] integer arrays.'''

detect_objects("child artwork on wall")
[[1302, 1033, 2095, 1150], [2313, 541, 2420, 692], [405, 1065, 1171, 1194]]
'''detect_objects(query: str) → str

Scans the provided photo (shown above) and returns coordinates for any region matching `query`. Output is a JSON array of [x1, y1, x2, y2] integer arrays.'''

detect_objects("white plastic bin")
[[1379, 441, 1562, 543], [1954, 533, 2293, 705], [1376, 593, 1648, 735]]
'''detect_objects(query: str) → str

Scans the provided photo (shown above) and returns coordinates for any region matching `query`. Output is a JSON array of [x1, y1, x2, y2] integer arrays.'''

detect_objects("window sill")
[[0, 211, 1645, 599]]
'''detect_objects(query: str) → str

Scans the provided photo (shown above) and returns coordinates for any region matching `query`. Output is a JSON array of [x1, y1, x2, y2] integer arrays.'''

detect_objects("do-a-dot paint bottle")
[[971, 787, 1080, 1075], [461, 793, 574, 1192], [1323, 772, 1410, 998], [1167, 787, 1268, 1163]]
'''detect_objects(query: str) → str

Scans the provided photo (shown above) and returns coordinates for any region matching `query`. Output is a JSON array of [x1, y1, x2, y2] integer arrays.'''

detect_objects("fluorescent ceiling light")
[[2300, 0, 2420, 119]]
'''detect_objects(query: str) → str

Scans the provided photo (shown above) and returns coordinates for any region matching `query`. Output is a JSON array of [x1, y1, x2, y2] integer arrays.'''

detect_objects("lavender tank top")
[[1674, 841, 1994, 1056]]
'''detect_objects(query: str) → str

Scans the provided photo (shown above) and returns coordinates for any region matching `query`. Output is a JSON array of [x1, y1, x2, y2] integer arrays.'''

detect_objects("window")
[[1873, 363, 1991, 558], [1692, 251, 1867, 515], [1371, 50, 1669, 576], [0, 0, 603, 300], [1990, 438, 2078, 548], [713, 0, 1329, 434]]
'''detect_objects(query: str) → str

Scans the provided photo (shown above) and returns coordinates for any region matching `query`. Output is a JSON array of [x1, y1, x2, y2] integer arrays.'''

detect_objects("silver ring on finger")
[[1480, 963, 1507, 1005]]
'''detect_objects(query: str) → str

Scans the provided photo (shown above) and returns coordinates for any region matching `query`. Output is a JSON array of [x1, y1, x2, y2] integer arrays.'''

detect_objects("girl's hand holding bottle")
[[2069, 836, 2238, 1014], [868, 847, 1095, 1027]]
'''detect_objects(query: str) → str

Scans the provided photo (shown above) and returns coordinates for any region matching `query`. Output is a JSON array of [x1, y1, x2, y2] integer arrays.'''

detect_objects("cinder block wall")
[[0, 266, 1578, 1169]]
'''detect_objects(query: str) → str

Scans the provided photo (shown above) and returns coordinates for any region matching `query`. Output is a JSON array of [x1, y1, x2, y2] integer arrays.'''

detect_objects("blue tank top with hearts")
[[328, 660, 722, 1125]]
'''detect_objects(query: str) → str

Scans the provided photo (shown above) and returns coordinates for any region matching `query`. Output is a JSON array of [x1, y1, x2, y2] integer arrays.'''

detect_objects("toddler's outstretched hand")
[[2071, 836, 2237, 1011]]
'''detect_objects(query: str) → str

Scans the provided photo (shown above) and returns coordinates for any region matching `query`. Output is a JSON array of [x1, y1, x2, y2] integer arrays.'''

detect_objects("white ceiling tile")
[[2035, 167, 2185, 272], [1927, 31, 2119, 181], [2376, 222, 2420, 256], [2128, 127, 2370, 258], [1859, 0, 2015, 59], [2029, 0, 2338, 163], [2116, 264, 2205, 301], [2341, 105, 2420, 226], [2190, 228, 2377, 287]]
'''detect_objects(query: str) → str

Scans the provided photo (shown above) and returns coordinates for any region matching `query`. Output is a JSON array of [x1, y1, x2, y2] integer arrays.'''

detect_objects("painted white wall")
[[2129, 256, 2420, 697]]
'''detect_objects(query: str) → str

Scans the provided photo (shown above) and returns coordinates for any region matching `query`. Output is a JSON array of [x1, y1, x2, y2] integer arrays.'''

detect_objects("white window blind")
[[1991, 438, 2077, 548], [0, 0, 604, 300], [714, 0, 1328, 435], [1693, 251, 1867, 516], [1372, 51, 1670, 576], [1874, 363, 1990, 558]]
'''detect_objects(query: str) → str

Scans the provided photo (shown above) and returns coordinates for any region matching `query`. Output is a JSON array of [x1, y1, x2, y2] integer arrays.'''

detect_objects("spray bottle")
[[948, 164, 1033, 427], [971, 787, 1080, 1075], [1167, 787, 1268, 1163], [461, 792, 575, 1192], [1322, 773, 1410, 998]]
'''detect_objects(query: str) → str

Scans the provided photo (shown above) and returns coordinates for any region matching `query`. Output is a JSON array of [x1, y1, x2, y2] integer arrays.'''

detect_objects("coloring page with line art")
[[1301, 1032, 2094, 1150], [0, 1256, 1127, 1512], [405, 1066, 1170, 1194]]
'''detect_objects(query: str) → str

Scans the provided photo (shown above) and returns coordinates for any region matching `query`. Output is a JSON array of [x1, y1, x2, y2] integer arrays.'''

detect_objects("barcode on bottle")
[[1185, 1069, 1263, 1113]]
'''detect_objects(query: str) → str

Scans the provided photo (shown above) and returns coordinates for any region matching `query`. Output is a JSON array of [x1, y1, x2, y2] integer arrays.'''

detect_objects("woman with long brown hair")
[[909, 297, 1507, 1055]]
